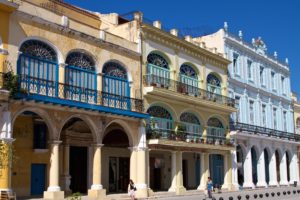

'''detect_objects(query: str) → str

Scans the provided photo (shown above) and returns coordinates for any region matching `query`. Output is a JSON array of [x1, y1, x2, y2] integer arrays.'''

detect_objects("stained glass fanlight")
[[207, 74, 221, 86], [147, 53, 169, 69], [103, 61, 127, 79], [147, 106, 172, 119], [180, 112, 200, 124], [207, 117, 223, 128], [20, 40, 57, 62], [180, 64, 197, 79], [66, 52, 95, 71]]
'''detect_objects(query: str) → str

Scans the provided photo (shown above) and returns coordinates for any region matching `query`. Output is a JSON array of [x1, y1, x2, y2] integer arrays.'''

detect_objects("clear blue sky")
[[65, 0, 300, 97]]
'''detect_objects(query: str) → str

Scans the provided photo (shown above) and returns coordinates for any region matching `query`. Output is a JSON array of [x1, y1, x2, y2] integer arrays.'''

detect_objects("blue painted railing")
[[15, 75, 145, 118]]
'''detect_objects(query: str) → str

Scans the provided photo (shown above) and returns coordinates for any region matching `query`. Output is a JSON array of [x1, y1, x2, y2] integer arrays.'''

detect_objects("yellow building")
[[292, 93, 300, 180], [104, 12, 237, 194], [0, 1, 236, 199], [0, 0, 148, 199]]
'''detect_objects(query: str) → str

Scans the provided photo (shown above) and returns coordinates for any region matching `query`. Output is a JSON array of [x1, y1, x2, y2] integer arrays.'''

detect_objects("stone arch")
[[275, 149, 281, 182], [65, 49, 97, 70], [18, 36, 64, 64], [263, 147, 272, 185], [285, 149, 293, 182], [11, 107, 56, 140], [206, 114, 226, 128], [102, 59, 133, 82], [179, 109, 204, 126], [237, 144, 246, 186], [179, 62, 199, 79], [146, 102, 178, 122], [206, 72, 223, 86], [58, 114, 99, 143], [102, 119, 134, 147], [251, 145, 259, 185], [147, 50, 171, 68]]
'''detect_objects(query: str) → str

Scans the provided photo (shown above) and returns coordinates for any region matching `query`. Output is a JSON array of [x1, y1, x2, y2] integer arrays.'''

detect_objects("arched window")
[[207, 117, 225, 138], [65, 51, 97, 103], [146, 53, 170, 87], [102, 61, 130, 109], [180, 112, 201, 134], [207, 73, 221, 94], [18, 39, 58, 97], [179, 64, 198, 95], [147, 106, 173, 130], [147, 53, 169, 69]]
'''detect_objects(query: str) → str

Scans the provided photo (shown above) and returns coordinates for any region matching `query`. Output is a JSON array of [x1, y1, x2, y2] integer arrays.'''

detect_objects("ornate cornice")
[[142, 24, 230, 71]]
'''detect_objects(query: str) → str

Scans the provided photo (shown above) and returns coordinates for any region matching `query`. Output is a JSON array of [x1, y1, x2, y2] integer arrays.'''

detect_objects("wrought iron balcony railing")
[[146, 128, 232, 146], [12, 75, 144, 114], [144, 74, 235, 108], [230, 122, 300, 142]]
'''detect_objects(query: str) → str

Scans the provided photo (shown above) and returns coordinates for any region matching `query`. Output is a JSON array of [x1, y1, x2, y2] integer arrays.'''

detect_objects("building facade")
[[105, 12, 238, 194], [0, 0, 148, 199], [199, 23, 300, 188]]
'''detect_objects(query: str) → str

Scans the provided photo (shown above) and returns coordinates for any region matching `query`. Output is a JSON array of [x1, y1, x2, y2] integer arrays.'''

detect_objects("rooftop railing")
[[144, 74, 235, 108], [230, 122, 300, 142]]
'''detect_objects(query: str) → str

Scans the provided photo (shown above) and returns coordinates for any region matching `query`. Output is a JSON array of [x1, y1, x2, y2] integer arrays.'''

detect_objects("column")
[[202, 126, 207, 143], [243, 148, 254, 188], [169, 151, 177, 192], [175, 151, 186, 195], [256, 149, 267, 187], [269, 150, 279, 186], [62, 144, 71, 193], [279, 152, 289, 185], [88, 144, 106, 199], [136, 147, 148, 198], [290, 153, 300, 184], [44, 141, 64, 200], [0, 110, 13, 192], [222, 152, 233, 190], [129, 147, 137, 184], [231, 149, 239, 190], [198, 153, 209, 190]]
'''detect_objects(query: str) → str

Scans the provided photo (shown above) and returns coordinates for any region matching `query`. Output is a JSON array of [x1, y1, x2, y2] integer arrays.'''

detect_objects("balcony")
[[230, 122, 300, 142], [4, 74, 146, 118], [146, 127, 233, 146], [144, 74, 235, 108]]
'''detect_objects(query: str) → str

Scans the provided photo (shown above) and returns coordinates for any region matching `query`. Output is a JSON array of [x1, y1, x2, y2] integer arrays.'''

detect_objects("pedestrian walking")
[[128, 179, 137, 200], [206, 177, 213, 199]]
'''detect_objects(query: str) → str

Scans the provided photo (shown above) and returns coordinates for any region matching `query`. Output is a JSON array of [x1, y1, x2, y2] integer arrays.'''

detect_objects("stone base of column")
[[279, 181, 289, 186], [175, 186, 186, 195], [60, 175, 71, 195], [242, 182, 255, 189], [268, 181, 279, 187], [43, 191, 64, 200], [136, 188, 148, 198], [88, 189, 106, 200], [256, 181, 267, 188], [197, 183, 206, 191], [222, 183, 234, 191], [148, 188, 154, 196]]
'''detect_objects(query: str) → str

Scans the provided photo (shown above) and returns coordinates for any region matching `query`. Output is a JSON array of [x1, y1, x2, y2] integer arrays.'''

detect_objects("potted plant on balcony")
[[176, 124, 186, 141]]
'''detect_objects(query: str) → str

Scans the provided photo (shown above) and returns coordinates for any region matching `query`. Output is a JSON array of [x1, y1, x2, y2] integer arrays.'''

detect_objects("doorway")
[[109, 157, 130, 193], [30, 164, 46, 195], [70, 146, 88, 193]]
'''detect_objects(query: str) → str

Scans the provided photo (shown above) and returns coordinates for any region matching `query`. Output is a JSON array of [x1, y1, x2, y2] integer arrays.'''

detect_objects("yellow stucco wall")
[[12, 115, 50, 197], [0, 8, 10, 73]]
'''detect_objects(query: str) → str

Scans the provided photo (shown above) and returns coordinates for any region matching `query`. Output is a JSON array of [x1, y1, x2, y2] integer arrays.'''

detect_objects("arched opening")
[[12, 111, 50, 197], [209, 154, 224, 188], [178, 63, 198, 95], [251, 147, 258, 185], [296, 117, 300, 130], [207, 117, 225, 144], [286, 151, 291, 182], [65, 51, 97, 103], [146, 52, 170, 87], [102, 123, 131, 193], [179, 112, 202, 142], [102, 61, 130, 110], [60, 117, 94, 194], [237, 145, 244, 186], [275, 150, 281, 183], [147, 106, 174, 139], [264, 148, 270, 185], [18, 39, 59, 97], [206, 73, 221, 94]]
